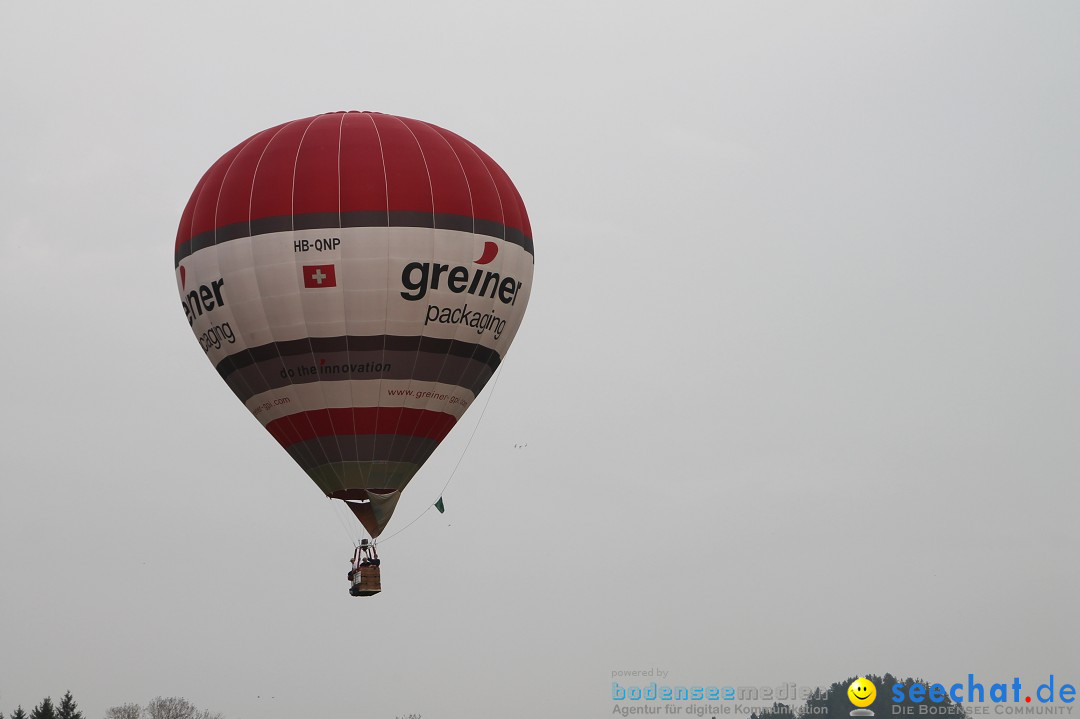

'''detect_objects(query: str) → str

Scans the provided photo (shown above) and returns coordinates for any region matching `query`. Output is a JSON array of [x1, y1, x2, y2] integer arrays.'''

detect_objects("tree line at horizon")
[[0, 691, 82, 719], [1, 694, 223, 719]]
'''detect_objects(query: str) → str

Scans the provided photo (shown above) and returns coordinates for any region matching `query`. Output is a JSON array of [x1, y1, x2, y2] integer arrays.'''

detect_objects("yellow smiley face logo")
[[848, 677, 876, 708]]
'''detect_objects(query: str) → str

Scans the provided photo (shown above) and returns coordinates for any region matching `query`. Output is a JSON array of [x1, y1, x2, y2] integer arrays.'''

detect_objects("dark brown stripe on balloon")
[[174, 211, 533, 267], [282, 435, 441, 467], [223, 335, 501, 370], [216, 335, 500, 404]]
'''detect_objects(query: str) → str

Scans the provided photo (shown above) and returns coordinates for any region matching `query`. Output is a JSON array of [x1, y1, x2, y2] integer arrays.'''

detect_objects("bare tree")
[[143, 699, 195, 719], [103, 705, 141, 719], [104, 699, 221, 719]]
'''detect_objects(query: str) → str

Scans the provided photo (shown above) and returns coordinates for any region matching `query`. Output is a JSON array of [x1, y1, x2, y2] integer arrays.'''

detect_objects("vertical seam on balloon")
[[391, 122, 467, 468], [202, 125, 320, 481], [451, 133, 510, 397], [204, 136, 274, 477], [197, 130, 319, 480], [249, 121, 327, 486], [384, 115, 438, 486], [432, 127, 500, 395], [292, 115, 350, 494], [335, 112, 360, 491], [246, 118, 334, 492], [367, 112, 391, 487], [396, 125, 481, 469]]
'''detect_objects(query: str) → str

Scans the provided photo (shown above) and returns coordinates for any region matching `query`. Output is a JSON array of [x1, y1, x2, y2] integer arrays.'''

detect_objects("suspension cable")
[[377, 365, 504, 544]]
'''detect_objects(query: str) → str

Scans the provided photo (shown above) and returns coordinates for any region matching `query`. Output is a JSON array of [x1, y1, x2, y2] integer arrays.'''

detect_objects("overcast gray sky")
[[1, 2, 1077, 718]]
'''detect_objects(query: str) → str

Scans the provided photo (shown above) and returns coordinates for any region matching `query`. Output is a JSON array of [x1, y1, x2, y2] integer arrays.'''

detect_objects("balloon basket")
[[350, 566, 382, 597]]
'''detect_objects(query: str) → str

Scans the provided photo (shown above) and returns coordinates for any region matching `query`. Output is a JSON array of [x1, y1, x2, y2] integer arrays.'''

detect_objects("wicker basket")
[[352, 566, 382, 596]]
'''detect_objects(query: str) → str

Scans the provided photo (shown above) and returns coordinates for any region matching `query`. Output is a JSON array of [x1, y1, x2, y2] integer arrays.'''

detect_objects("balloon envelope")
[[175, 111, 533, 536]]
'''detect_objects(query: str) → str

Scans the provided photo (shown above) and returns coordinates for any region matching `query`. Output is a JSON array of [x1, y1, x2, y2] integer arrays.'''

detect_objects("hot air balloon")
[[174, 111, 533, 594]]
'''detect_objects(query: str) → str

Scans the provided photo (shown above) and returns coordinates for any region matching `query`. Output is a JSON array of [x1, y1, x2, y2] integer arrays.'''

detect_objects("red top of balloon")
[[175, 112, 531, 263]]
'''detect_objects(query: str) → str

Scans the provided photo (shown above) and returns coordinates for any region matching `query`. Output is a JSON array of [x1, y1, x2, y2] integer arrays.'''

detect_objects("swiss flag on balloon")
[[303, 264, 337, 288]]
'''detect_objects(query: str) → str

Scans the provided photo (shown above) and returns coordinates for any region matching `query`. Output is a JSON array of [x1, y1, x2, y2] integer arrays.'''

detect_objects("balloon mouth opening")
[[331, 488, 397, 501]]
